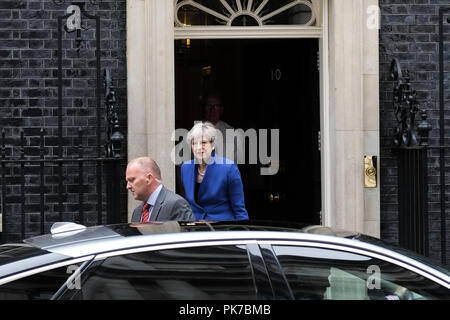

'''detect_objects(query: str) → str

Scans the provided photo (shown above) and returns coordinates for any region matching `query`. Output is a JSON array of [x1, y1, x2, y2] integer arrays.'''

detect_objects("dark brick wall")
[[379, 1, 450, 264], [0, 0, 127, 241]]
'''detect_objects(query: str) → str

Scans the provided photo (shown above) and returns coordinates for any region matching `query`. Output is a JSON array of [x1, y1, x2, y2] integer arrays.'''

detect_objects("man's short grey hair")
[[187, 121, 217, 148]]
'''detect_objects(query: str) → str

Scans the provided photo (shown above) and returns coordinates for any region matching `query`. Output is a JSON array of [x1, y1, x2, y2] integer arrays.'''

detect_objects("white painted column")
[[362, 0, 380, 237], [328, 0, 380, 237], [126, 0, 175, 219]]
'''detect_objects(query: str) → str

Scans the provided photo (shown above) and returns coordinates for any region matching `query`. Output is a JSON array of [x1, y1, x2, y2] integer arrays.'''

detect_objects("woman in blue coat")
[[181, 121, 249, 221]]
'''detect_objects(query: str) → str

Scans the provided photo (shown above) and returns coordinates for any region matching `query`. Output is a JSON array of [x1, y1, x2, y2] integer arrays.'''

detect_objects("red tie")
[[142, 203, 150, 223]]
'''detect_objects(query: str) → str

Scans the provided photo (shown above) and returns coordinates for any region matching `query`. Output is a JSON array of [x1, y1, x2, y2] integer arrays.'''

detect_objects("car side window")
[[0, 263, 83, 300], [272, 245, 449, 300], [64, 245, 256, 300]]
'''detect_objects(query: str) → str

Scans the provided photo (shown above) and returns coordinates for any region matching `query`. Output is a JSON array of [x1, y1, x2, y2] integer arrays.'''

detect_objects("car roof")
[[23, 220, 358, 253]]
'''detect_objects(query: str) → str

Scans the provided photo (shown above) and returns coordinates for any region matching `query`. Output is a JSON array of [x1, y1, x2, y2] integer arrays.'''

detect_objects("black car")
[[0, 220, 448, 300]]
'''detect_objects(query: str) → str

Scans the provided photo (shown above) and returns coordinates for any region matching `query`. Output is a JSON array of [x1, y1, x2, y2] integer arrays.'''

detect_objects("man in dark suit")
[[126, 157, 194, 223]]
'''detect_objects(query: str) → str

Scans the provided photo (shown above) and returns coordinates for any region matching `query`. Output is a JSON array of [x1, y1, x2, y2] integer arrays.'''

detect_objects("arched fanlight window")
[[174, 0, 320, 27]]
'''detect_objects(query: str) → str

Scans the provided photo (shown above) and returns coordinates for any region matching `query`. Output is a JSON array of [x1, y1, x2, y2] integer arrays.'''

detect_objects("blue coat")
[[181, 154, 249, 221]]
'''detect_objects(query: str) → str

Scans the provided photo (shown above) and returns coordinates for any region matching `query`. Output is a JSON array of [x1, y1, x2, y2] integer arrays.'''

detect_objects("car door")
[[259, 242, 450, 300], [56, 242, 273, 300]]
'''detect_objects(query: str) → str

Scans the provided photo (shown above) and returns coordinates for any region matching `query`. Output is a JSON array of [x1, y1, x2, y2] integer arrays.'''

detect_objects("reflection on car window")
[[0, 263, 83, 300], [273, 245, 450, 300], [353, 234, 450, 276], [65, 245, 256, 300], [0, 245, 44, 266], [0, 244, 69, 279]]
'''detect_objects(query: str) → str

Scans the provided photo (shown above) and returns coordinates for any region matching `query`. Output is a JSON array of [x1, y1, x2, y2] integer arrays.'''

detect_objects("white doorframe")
[[174, 25, 322, 39], [318, 1, 332, 228], [173, 0, 332, 226]]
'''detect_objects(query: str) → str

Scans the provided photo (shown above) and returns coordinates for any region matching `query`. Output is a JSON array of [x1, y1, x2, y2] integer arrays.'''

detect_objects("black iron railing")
[[0, 128, 123, 241], [390, 58, 432, 257], [390, 7, 450, 264], [437, 6, 450, 264], [0, 67, 125, 242], [0, 2, 125, 242]]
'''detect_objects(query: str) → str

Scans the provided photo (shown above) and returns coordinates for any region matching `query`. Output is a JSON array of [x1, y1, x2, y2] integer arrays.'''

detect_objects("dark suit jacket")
[[130, 186, 194, 223]]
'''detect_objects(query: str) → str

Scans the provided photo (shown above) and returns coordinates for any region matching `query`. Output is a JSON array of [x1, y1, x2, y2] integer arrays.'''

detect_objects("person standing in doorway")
[[204, 92, 233, 139], [203, 92, 240, 162], [181, 122, 248, 221]]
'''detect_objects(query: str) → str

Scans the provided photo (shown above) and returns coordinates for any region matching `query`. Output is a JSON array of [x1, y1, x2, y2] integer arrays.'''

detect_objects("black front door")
[[175, 38, 321, 224]]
